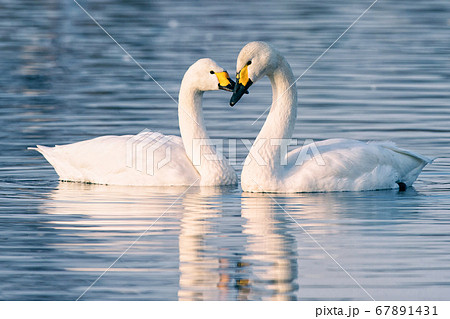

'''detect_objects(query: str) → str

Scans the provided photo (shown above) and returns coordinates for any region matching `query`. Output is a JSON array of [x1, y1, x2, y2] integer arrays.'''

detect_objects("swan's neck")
[[178, 81, 236, 185], [244, 57, 297, 183]]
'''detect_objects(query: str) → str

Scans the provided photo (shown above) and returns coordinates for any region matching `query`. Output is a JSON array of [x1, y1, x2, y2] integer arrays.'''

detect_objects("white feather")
[[29, 59, 237, 186], [234, 42, 432, 192]]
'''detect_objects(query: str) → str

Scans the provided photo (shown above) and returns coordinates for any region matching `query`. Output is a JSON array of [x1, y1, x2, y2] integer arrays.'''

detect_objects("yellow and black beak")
[[215, 71, 235, 92], [230, 64, 252, 106]]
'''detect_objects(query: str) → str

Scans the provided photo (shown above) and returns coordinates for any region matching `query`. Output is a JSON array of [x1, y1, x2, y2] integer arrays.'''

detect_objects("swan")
[[29, 58, 237, 186], [230, 41, 432, 193]]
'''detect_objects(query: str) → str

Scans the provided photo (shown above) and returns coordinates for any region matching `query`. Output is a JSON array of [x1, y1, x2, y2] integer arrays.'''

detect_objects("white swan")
[[230, 42, 432, 193], [30, 58, 237, 186]]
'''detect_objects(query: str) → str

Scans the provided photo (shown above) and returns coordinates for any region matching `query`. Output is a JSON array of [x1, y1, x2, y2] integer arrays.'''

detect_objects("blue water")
[[0, 0, 449, 300]]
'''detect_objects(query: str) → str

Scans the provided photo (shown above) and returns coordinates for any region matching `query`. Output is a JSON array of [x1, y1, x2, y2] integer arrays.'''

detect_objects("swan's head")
[[186, 58, 235, 92], [230, 42, 279, 106]]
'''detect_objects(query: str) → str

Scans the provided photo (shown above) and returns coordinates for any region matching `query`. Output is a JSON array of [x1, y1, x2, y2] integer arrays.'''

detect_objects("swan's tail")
[[28, 145, 53, 158], [370, 141, 434, 187], [28, 145, 72, 180], [370, 141, 434, 164], [28, 145, 51, 159], [28, 145, 57, 169]]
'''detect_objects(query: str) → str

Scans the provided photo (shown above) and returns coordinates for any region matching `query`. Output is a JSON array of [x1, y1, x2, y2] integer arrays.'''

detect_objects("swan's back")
[[29, 134, 200, 186], [283, 139, 432, 192]]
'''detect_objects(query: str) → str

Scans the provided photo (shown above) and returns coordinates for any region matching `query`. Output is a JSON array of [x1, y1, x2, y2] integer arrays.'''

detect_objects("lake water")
[[0, 0, 449, 300]]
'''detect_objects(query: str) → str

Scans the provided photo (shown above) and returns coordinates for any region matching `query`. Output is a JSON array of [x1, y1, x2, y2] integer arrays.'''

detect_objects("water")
[[0, 0, 449, 300]]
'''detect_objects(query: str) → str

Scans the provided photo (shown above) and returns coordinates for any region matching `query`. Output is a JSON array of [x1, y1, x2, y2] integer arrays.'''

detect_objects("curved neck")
[[245, 56, 297, 177], [178, 79, 235, 185], [178, 83, 209, 154]]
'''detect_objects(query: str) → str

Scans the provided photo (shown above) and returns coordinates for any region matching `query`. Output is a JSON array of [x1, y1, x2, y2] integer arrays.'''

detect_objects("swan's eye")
[[247, 61, 252, 66], [210, 70, 215, 74]]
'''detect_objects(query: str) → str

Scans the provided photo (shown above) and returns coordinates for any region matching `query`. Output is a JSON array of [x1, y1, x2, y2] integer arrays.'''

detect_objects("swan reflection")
[[241, 194, 299, 300], [39, 183, 409, 300], [41, 182, 190, 277], [178, 187, 249, 300]]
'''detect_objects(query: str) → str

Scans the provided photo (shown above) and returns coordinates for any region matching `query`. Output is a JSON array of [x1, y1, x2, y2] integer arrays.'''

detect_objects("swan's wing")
[[285, 139, 431, 191], [29, 133, 200, 186], [368, 141, 433, 163]]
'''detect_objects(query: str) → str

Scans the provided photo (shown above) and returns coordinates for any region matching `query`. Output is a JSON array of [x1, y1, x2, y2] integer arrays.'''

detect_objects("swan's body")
[[231, 42, 432, 193], [30, 59, 237, 186]]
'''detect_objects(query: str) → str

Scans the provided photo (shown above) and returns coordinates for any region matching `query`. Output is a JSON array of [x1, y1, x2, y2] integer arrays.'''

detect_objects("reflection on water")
[[178, 192, 300, 301], [1, 0, 450, 300], [13, 182, 446, 300], [178, 188, 248, 300], [40, 183, 186, 300], [241, 195, 298, 301], [178, 189, 225, 300]]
